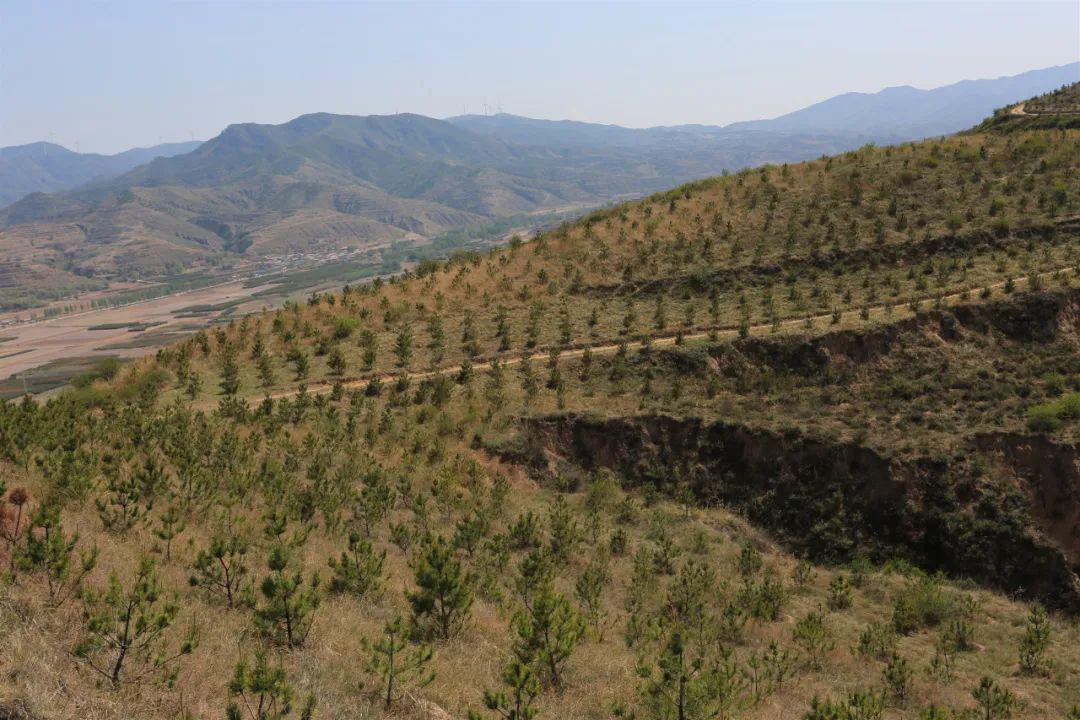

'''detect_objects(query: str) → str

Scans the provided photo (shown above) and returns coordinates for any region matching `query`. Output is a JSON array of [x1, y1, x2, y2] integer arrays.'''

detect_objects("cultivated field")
[[0, 280, 265, 391]]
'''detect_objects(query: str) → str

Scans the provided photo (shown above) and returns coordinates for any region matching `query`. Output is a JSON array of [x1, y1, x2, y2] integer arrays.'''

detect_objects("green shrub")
[[892, 576, 956, 634], [1026, 392, 1080, 432], [1027, 405, 1062, 433]]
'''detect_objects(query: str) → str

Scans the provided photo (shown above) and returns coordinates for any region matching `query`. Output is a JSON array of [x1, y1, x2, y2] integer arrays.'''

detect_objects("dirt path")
[[262, 264, 1078, 402]]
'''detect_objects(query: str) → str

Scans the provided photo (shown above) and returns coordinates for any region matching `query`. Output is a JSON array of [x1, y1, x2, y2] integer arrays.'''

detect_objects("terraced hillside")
[[1, 90, 1079, 720], [976, 82, 1080, 133]]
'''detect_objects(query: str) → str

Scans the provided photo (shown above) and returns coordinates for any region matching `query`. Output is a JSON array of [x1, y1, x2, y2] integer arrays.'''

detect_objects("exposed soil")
[[519, 412, 1080, 611]]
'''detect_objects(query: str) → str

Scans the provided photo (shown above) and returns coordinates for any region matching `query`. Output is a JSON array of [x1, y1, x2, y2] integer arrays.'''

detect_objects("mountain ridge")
[[0, 139, 202, 206], [450, 62, 1080, 144], [1, 63, 1076, 309]]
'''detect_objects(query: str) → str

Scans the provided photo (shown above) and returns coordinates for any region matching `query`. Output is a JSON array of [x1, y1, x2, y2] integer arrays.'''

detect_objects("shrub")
[[1027, 405, 1063, 433], [853, 622, 898, 661], [892, 576, 956, 634], [826, 575, 853, 611], [1018, 603, 1051, 675], [1026, 392, 1080, 432]]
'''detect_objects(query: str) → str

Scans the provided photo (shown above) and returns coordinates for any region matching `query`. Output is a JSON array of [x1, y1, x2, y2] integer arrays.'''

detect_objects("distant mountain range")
[[450, 62, 1079, 146], [0, 140, 202, 207], [725, 62, 1079, 136], [0, 62, 1075, 303], [0, 114, 866, 289]]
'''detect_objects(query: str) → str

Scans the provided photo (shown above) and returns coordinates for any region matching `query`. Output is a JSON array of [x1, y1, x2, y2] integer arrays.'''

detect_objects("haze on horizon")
[[2, 0, 1078, 154]]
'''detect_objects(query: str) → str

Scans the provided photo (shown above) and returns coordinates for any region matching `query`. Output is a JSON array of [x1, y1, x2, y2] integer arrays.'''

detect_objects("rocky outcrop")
[[520, 413, 1080, 611]]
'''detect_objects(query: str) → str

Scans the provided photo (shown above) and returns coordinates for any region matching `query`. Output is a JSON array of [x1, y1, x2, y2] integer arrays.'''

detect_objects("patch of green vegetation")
[[87, 321, 166, 332], [0, 355, 118, 398], [1027, 392, 1080, 433], [173, 297, 250, 315]]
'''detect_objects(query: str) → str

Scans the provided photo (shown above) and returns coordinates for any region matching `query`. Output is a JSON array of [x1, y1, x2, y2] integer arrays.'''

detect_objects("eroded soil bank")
[[520, 413, 1080, 611]]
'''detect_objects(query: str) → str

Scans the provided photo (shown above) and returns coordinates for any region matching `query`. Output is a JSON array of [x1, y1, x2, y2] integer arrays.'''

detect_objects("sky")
[[1, 1, 1078, 154]]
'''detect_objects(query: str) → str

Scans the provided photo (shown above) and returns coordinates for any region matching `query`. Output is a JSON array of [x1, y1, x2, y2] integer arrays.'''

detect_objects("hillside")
[[4, 64, 1074, 312], [974, 81, 1080, 133], [1, 89, 1079, 720], [0, 112, 759, 307], [0, 139, 202, 207]]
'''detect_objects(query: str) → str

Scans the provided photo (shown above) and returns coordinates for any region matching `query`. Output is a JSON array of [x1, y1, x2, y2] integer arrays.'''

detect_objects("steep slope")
[[0, 139, 201, 206], [2, 87, 1080, 720], [151, 85, 1080, 605]]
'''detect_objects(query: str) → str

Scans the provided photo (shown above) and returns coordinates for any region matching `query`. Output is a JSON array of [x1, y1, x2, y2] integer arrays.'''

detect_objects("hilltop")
[[1, 87, 1078, 720], [0, 139, 202, 207]]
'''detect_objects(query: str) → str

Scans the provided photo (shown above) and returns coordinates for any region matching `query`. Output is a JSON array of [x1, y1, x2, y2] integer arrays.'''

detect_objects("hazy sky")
[[2, 1, 1077, 153]]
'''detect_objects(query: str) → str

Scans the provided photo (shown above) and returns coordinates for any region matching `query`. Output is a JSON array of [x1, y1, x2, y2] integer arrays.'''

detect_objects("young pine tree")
[[154, 503, 186, 561], [512, 583, 586, 689], [971, 677, 1018, 720], [190, 533, 254, 609], [362, 615, 435, 709], [327, 531, 385, 599], [226, 650, 316, 720], [254, 544, 321, 648], [469, 659, 541, 720], [634, 630, 747, 720], [1018, 603, 1051, 676], [73, 556, 197, 687], [407, 535, 473, 640], [17, 499, 98, 607]]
